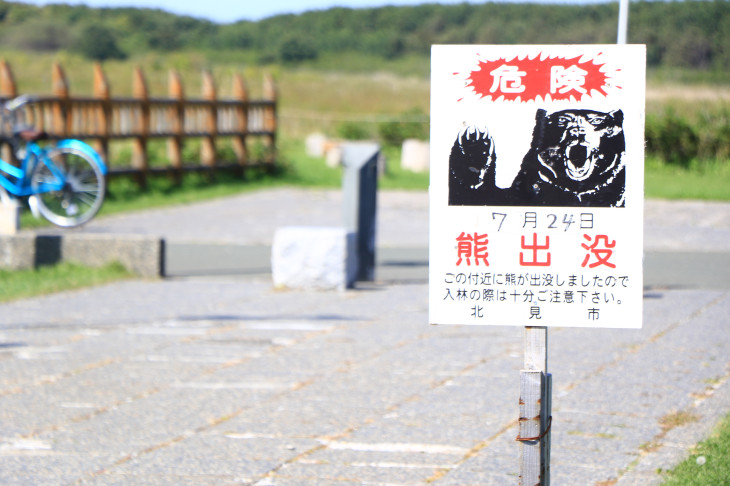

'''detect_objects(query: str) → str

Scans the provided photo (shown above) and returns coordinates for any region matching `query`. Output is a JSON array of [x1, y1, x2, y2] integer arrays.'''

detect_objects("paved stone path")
[[1, 189, 728, 485]]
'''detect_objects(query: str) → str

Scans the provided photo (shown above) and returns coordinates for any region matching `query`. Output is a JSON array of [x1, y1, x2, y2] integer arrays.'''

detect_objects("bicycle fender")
[[56, 139, 108, 174]]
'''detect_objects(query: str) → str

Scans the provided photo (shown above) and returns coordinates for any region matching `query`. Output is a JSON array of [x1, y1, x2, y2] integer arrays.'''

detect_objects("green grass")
[[19, 136, 430, 228], [645, 156, 730, 201], [19, 169, 283, 229], [661, 412, 730, 485], [0, 261, 133, 303]]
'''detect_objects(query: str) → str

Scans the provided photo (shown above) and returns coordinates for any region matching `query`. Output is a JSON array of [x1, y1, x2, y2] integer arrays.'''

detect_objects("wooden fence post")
[[0, 60, 18, 164], [263, 73, 277, 164], [52, 63, 70, 137], [133, 66, 149, 188], [232, 73, 248, 168], [93, 63, 111, 164], [201, 71, 217, 171], [0, 60, 16, 97], [519, 326, 552, 485], [168, 69, 184, 183]]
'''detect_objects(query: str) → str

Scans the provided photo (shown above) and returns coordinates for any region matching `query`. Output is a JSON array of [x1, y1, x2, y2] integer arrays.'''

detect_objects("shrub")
[[73, 25, 126, 61], [697, 107, 730, 161], [646, 109, 699, 167], [279, 37, 318, 63], [646, 104, 730, 167], [336, 121, 373, 140], [3, 19, 73, 51], [377, 108, 429, 147]]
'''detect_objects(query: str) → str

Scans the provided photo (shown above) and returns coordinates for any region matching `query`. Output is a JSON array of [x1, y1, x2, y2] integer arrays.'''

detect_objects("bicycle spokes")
[[30, 147, 105, 227]]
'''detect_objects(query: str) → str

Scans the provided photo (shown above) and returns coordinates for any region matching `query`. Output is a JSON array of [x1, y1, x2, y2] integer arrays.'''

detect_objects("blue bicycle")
[[0, 95, 107, 227]]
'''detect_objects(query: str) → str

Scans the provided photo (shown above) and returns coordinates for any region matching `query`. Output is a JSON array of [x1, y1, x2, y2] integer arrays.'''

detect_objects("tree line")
[[0, 0, 728, 71]]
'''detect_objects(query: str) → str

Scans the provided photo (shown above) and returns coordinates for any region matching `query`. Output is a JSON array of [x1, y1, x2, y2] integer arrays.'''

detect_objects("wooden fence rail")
[[0, 61, 277, 186]]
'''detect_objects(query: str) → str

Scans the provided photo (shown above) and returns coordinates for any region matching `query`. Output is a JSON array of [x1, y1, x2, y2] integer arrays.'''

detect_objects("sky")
[[22, 0, 607, 24]]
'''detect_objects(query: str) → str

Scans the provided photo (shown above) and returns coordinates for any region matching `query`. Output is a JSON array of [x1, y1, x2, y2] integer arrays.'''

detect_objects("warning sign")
[[429, 45, 646, 328]]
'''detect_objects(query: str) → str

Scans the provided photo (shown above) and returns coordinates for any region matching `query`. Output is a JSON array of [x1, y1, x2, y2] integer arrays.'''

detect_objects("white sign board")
[[429, 45, 645, 328]]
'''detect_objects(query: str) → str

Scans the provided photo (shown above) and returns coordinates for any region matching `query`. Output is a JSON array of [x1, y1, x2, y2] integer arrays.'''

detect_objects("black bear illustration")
[[449, 108, 626, 207]]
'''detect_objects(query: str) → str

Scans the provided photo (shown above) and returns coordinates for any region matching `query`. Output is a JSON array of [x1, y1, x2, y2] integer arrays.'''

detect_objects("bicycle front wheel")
[[31, 146, 106, 227]]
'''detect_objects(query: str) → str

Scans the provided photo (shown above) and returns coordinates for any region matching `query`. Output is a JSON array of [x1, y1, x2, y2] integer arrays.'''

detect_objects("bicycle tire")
[[30, 146, 106, 227]]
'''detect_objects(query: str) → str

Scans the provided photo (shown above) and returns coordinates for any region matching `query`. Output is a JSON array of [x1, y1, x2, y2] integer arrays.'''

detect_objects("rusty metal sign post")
[[518, 327, 551, 485], [429, 44, 645, 485]]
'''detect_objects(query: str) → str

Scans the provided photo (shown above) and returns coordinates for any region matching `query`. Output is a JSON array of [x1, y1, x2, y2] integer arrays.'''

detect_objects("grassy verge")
[[0, 261, 134, 303], [17, 139, 730, 231], [19, 136, 430, 228], [661, 412, 730, 485], [645, 156, 730, 201]]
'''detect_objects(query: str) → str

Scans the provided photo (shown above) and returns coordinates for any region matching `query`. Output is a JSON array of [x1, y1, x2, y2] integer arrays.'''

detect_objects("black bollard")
[[342, 142, 380, 282]]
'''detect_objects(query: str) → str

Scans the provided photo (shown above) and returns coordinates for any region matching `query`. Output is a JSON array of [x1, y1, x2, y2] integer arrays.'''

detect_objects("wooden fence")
[[0, 61, 277, 186]]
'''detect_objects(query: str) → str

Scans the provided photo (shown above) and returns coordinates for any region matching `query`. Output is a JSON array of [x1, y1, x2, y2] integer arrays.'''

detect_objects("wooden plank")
[[232, 74, 248, 166], [201, 71, 217, 169], [93, 64, 111, 164]]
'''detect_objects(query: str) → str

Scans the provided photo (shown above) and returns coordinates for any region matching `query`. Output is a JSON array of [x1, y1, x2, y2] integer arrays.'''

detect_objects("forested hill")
[[0, 0, 727, 71]]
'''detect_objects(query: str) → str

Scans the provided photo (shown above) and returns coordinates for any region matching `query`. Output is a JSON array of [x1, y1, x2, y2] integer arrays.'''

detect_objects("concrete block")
[[60, 234, 165, 278], [0, 234, 35, 270], [0, 201, 21, 235], [401, 139, 430, 173], [325, 143, 342, 168], [0, 233, 164, 277], [305, 133, 328, 157], [271, 226, 357, 291]]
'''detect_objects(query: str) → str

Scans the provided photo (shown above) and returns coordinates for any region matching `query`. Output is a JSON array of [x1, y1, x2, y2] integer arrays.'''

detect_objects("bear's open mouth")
[[565, 143, 595, 181]]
